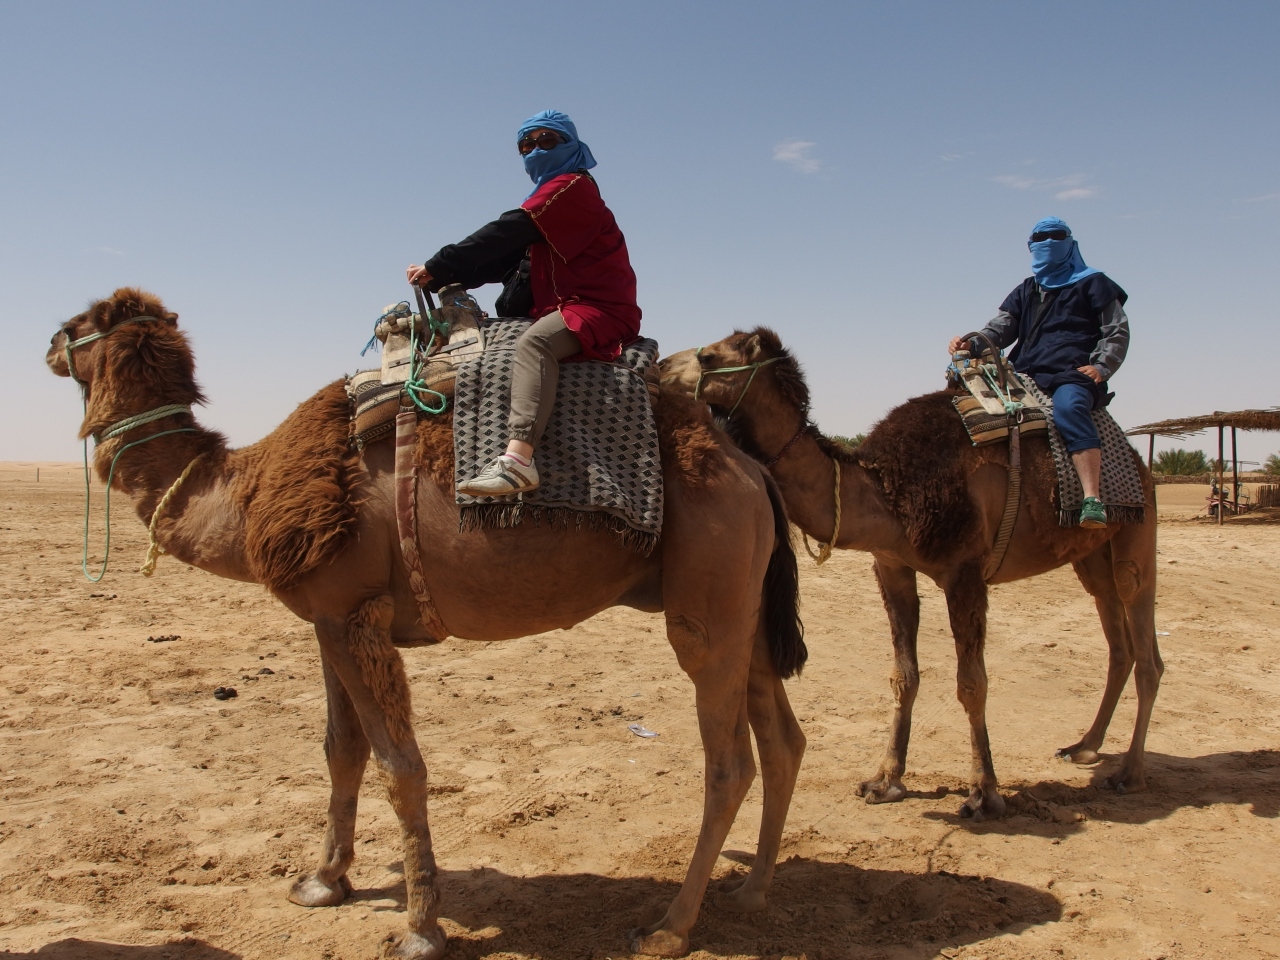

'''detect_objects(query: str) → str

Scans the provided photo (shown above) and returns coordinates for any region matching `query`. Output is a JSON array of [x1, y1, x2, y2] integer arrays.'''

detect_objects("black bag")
[[495, 258, 533, 318]]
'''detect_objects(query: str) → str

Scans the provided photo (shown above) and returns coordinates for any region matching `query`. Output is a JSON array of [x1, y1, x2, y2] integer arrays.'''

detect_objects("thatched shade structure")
[[1126, 407, 1280, 523]]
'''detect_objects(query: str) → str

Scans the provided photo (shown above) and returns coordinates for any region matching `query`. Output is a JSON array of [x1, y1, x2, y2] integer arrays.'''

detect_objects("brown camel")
[[45, 289, 809, 959], [663, 328, 1161, 821]]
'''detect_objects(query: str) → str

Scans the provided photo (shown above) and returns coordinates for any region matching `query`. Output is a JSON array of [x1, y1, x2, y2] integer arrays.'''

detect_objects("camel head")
[[46, 287, 205, 440], [662, 327, 811, 424]]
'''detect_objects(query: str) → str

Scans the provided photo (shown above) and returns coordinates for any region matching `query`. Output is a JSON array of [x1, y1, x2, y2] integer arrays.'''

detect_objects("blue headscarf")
[[1027, 217, 1100, 289], [518, 109, 597, 196]]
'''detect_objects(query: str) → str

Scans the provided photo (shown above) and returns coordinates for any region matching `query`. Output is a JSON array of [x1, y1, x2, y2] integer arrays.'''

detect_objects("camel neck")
[[733, 400, 883, 554], [91, 425, 253, 582]]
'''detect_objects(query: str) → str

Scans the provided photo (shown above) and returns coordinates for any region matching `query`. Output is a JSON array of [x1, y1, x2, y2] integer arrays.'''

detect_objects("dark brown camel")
[[46, 289, 809, 958], [663, 328, 1161, 820]]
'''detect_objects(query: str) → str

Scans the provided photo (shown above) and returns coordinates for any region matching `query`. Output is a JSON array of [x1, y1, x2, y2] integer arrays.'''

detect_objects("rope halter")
[[692, 347, 784, 418]]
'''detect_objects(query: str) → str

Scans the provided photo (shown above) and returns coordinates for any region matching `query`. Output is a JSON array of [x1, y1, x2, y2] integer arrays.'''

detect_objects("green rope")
[[693, 348, 784, 418], [403, 307, 450, 416], [79, 421, 197, 583], [100, 404, 192, 440]]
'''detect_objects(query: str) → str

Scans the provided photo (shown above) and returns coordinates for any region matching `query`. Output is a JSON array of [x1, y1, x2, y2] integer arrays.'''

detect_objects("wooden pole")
[[1147, 433, 1155, 470], [1218, 423, 1225, 526], [1232, 425, 1239, 510]]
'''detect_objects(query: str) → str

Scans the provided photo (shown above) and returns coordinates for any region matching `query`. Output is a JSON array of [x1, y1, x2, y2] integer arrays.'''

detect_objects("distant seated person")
[[949, 217, 1129, 529], [406, 110, 641, 497]]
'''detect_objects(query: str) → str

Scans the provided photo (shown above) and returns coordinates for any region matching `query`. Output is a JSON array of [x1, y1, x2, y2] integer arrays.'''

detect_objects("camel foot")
[[381, 927, 447, 960], [714, 876, 768, 914], [628, 922, 690, 958], [1103, 764, 1146, 795], [1055, 742, 1101, 764], [855, 774, 907, 805], [958, 786, 1005, 821], [287, 872, 352, 907]]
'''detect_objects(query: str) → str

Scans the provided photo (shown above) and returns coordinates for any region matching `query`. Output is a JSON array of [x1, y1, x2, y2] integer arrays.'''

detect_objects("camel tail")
[[762, 472, 807, 678]]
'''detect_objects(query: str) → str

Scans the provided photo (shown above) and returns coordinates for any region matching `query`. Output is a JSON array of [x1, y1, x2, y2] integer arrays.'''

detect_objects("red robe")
[[520, 173, 642, 361]]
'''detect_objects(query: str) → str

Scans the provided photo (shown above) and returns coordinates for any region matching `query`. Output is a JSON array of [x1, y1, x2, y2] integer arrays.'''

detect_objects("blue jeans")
[[1052, 382, 1101, 454]]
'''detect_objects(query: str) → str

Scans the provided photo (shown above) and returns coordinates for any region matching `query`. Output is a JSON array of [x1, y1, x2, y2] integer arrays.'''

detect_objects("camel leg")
[[288, 655, 370, 907], [856, 559, 921, 804], [629, 613, 757, 957], [1100, 515, 1162, 794], [944, 562, 1005, 820], [1056, 542, 1135, 764], [716, 627, 806, 914], [312, 597, 445, 960]]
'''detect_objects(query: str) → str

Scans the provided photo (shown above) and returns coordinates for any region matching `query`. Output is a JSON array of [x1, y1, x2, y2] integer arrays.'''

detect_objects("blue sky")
[[2, 1, 1277, 465]]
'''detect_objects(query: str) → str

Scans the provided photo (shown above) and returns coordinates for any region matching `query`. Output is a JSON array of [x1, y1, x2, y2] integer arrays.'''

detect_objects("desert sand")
[[1, 463, 1278, 960]]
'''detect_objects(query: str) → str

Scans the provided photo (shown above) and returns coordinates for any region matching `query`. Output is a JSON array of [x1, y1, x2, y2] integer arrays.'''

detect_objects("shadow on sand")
[[353, 857, 1060, 959], [920, 748, 1280, 837], [0, 941, 238, 960]]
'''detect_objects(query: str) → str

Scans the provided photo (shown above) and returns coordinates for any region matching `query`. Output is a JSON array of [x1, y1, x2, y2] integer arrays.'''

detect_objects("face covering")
[[517, 109, 597, 196], [1027, 217, 1100, 289]]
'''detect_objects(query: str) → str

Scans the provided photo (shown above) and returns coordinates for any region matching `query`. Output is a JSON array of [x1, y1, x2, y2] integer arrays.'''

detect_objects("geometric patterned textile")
[[453, 319, 663, 554], [1018, 374, 1146, 528]]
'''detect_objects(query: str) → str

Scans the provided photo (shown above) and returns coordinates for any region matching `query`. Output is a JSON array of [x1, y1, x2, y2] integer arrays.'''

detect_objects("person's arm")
[[975, 309, 1019, 351], [1089, 299, 1129, 380], [423, 209, 543, 291]]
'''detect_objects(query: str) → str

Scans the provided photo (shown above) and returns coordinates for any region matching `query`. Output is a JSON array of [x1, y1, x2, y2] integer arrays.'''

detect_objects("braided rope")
[[100, 404, 191, 440], [802, 457, 842, 565], [140, 454, 204, 577]]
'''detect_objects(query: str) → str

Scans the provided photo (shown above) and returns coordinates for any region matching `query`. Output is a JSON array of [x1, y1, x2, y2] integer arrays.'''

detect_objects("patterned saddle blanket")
[[453, 319, 663, 555], [953, 374, 1145, 528], [346, 316, 664, 554]]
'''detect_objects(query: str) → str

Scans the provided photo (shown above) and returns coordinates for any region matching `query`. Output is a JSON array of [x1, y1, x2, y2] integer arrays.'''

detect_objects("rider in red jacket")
[[407, 110, 641, 496]]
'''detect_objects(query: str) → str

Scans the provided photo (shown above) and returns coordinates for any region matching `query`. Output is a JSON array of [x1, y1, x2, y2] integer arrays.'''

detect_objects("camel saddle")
[[346, 285, 489, 449]]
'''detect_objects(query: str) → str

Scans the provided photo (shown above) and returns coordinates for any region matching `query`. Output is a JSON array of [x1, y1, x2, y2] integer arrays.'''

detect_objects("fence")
[[1256, 484, 1280, 509]]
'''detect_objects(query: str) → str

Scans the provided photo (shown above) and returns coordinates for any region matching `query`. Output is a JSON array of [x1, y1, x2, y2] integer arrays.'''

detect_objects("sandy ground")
[[1, 463, 1278, 960]]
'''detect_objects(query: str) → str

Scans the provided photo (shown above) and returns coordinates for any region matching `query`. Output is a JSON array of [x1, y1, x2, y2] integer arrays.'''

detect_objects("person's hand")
[[406, 264, 432, 285], [1077, 364, 1103, 383], [949, 335, 968, 355]]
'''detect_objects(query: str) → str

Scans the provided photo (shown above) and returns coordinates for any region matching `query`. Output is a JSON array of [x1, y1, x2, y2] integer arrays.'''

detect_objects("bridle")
[[60, 314, 199, 582], [693, 344, 840, 564], [693, 347, 810, 465]]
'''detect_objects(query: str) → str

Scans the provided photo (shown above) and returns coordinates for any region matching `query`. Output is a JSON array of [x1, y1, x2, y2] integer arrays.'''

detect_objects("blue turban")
[[518, 109, 597, 196], [1027, 217, 1100, 289]]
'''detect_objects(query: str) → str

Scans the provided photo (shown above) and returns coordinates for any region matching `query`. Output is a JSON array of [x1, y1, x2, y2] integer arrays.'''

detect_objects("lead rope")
[[802, 457, 842, 565], [139, 453, 204, 577]]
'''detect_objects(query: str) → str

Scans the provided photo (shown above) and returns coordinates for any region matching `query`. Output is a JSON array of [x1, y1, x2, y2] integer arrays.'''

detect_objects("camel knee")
[[889, 667, 920, 705], [666, 613, 711, 674], [1113, 560, 1144, 603]]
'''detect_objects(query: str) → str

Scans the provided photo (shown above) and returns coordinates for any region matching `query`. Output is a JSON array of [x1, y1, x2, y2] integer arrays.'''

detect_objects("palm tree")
[[1266, 453, 1280, 476], [1153, 448, 1210, 475]]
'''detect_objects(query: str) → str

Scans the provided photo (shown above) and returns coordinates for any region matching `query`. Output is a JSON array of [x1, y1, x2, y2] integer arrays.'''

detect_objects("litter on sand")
[[1156, 631, 1170, 636], [628, 723, 658, 738]]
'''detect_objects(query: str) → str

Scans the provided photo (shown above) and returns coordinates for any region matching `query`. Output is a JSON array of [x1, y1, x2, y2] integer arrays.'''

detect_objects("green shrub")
[[1266, 453, 1280, 476], [831, 434, 866, 449], [1153, 448, 1209, 475]]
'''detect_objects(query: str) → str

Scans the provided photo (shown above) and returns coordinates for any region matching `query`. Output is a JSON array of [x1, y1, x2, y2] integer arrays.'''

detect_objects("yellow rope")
[[802, 458, 842, 565], [140, 454, 203, 577]]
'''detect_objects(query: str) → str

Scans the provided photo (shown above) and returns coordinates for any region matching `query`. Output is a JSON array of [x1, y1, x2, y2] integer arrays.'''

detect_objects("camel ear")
[[743, 334, 763, 360], [164, 312, 179, 326]]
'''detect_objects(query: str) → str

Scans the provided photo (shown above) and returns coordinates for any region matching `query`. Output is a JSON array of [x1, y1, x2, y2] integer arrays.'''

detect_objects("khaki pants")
[[508, 311, 582, 447]]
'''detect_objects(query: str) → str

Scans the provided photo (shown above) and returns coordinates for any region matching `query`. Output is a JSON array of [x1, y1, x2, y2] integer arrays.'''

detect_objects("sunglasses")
[[1029, 230, 1070, 243], [517, 131, 565, 155]]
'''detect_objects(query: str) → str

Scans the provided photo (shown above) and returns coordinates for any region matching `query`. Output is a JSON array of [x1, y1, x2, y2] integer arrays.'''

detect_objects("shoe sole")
[[1079, 517, 1108, 529]]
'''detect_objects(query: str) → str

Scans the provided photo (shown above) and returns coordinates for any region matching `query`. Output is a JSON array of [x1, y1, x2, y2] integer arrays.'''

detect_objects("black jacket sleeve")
[[423, 208, 542, 292]]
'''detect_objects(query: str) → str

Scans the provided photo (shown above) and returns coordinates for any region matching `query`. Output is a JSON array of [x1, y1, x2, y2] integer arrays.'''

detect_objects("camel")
[[45, 289, 809, 959], [662, 328, 1161, 821]]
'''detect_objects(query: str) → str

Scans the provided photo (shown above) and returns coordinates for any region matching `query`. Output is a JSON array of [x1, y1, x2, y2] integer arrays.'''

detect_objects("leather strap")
[[394, 410, 448, 641], [984, 418, 1022, 583]]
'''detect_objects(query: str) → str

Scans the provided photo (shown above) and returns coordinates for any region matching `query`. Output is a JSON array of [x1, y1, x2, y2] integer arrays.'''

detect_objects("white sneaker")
[[458, 455, 540, 497]]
